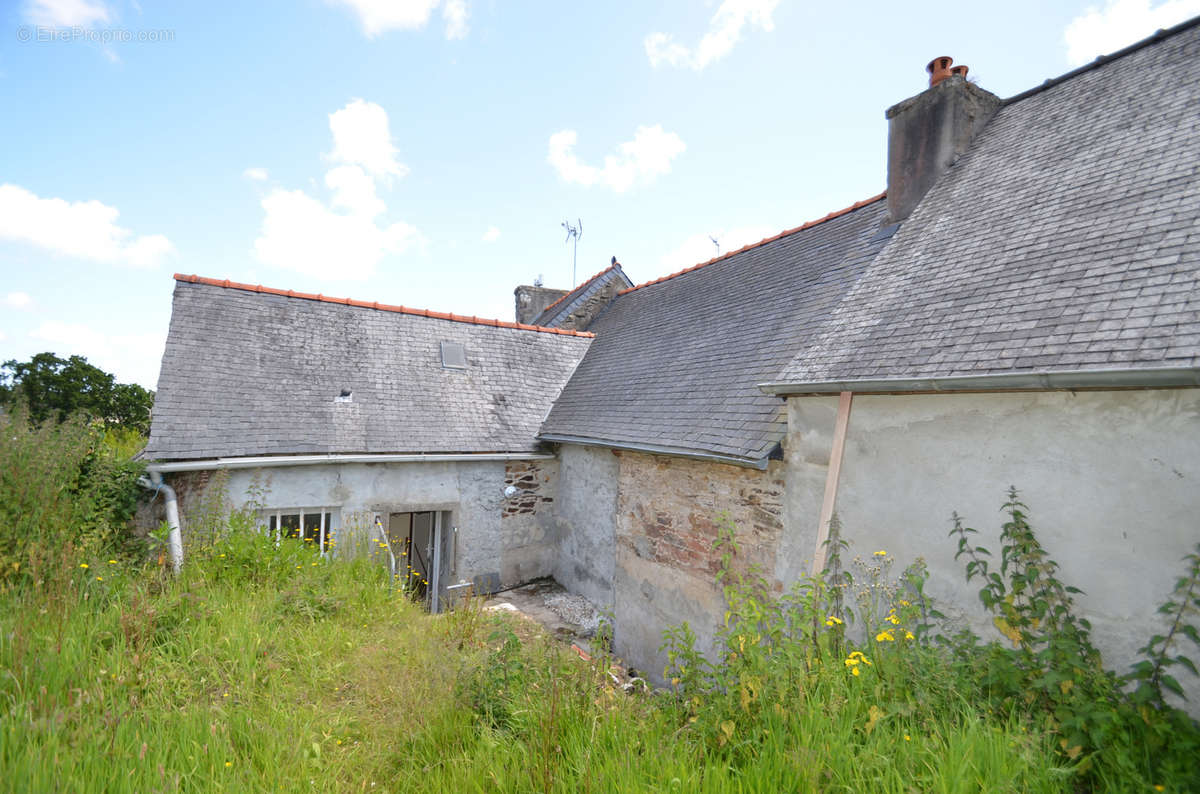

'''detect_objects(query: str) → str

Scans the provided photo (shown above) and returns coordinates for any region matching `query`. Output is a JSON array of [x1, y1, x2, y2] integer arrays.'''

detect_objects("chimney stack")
[[514, 283, 568, 325], [885, 56, 1000, 223]]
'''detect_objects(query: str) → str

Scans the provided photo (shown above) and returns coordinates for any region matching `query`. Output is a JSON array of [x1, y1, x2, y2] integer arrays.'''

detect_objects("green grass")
[[0, 534, 1073, 794], [5, 410, 1197, 792]]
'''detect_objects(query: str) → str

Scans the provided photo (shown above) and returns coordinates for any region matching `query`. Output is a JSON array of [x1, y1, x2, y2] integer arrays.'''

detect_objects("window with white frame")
[[261, 508, 340, 554]]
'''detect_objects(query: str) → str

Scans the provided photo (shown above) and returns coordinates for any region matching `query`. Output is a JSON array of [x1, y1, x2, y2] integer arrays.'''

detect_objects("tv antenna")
[[709, 235, 720, 257], [562, 218, 582, 285]]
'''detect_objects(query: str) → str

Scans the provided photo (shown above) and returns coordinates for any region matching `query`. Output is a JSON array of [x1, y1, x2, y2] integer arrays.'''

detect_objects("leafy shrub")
[[659, 516, 1064, 789], [0, 404, 143, 593], [459, 623, 528, 730], [949, 488, 1200, 789]]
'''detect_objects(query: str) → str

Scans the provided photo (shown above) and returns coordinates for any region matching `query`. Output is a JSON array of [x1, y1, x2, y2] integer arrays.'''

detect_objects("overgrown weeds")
[[949, 488, 1200, 788], [4, 410, 1197, 791]]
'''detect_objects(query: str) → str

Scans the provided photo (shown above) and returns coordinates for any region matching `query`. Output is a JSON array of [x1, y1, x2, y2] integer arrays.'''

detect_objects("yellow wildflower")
[[108, 560, 117, 564], [875, 630, 895, 642], [824, 615, 843, 627], [844, 651, 872, 669], [904, 734, 911, 741], [873, 550, 887, 557], [851, 667, 860, 676], [79, 563, 89, 569], [96, 576, 103, 581], [225, 761, 232, 767], [905, 631, 915, 640]]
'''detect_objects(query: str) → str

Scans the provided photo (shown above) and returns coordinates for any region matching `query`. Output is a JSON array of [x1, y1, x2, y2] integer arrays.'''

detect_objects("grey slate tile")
[[145, 281, 591, 460]]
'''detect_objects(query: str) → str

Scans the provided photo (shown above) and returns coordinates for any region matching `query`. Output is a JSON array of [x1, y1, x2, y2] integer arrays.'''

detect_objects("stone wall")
[[141, 459, 563, 596], [552, 445, 620, 606], [134, 468, 217, 536], [611, 450, 786, 679], [499, 459, 559, 586], [555, 278, 625, 332], [514, 285, 568, 325]]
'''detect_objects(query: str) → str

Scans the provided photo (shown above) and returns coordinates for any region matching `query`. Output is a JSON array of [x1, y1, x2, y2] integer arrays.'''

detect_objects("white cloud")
[[328, 99, 409, 181], [0, 331, 6, 343], [645, 0, 779, 71], [482, 225, 500, 242], [0, 184, 173, 268], [4, 292, 33, 309], [332, 0, 469, 39], [24, 0, 110, 27], [547, 125, 686, 192], [443, 0, 468, 39], [255, 189, 420, 280], [1064, 0, 1200, 65], [243, 167, 269, 181], [253, 100, 422, 281], [660, 225, 778, 271], [325, 165, 386, 218], [28, 321, 164, 389]]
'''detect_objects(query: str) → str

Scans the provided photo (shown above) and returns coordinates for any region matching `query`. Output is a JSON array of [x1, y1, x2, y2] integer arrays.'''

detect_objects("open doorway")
[[387, 511, 438, 601]]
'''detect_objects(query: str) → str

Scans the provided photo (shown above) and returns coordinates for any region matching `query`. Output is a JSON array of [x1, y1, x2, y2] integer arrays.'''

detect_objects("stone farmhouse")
[[144, 19, 1200, 696]]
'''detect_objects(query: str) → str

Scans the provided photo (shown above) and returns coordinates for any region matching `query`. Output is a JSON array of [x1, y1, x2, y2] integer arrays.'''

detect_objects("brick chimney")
[[885, 56, 1000, 223]]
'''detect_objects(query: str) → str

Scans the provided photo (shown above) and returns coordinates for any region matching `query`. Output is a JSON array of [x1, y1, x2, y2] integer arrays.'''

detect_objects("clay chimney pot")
[[927, 55, 954, 87]]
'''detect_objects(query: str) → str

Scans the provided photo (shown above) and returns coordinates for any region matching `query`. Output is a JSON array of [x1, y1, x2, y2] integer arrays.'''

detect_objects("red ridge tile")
[[537, 263, 620, 317], [618, 193, 886, 296], [171, 274, 596, 338]]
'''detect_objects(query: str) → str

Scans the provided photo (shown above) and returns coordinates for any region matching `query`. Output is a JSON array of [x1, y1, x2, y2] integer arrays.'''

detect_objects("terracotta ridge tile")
[[537, 264, 620, 316], [171, 274, 596, 338], [618, 193, 886, 296]]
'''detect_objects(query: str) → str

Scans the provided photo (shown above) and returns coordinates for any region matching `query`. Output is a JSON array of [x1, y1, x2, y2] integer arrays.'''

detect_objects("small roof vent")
[[335, 388, 353, 403], [440, 341, 467, 369]]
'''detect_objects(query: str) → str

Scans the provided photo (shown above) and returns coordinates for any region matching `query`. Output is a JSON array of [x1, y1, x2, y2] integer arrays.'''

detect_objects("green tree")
[[0, 352, 154, 435]]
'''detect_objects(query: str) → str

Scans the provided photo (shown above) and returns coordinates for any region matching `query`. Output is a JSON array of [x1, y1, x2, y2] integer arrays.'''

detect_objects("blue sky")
[[2, 0, 1198, 389]]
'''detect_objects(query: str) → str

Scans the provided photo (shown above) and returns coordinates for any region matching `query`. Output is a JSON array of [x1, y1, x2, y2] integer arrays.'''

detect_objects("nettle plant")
[[950, 487, 1200, 784], [1125, 542, 1200, 709]]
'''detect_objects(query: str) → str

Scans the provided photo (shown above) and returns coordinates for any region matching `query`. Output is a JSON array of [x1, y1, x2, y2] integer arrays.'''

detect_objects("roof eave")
[[538, 433, 770, 470], [144, 451, 556, 473], [759, 366, 1200, 396]]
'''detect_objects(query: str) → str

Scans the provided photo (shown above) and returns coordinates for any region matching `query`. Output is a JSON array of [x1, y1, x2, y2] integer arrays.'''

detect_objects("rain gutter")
[[538, 433, 769, 470], [759, 367, 1200, 396], [146, 452, 554, 473]]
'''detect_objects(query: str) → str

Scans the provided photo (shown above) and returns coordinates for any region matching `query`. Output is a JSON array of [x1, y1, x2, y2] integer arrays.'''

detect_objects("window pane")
[[281, 513, 301, 539], [303, 513, 323, 546]]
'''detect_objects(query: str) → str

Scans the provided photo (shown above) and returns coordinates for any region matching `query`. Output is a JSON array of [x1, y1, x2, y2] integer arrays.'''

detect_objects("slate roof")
[[532, 263, 633, 328], [145, 277, 592, 460], [774, 19, 1200, 388], [539, 195, 890, 465]]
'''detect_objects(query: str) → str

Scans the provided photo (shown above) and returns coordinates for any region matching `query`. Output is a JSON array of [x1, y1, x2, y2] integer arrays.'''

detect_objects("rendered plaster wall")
[[499, 459, 559, 586], [552, 444, 620, 607], [175, 460, 517, 589], [610, 450, 786, 680], [787, 388, 1200, 707]]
